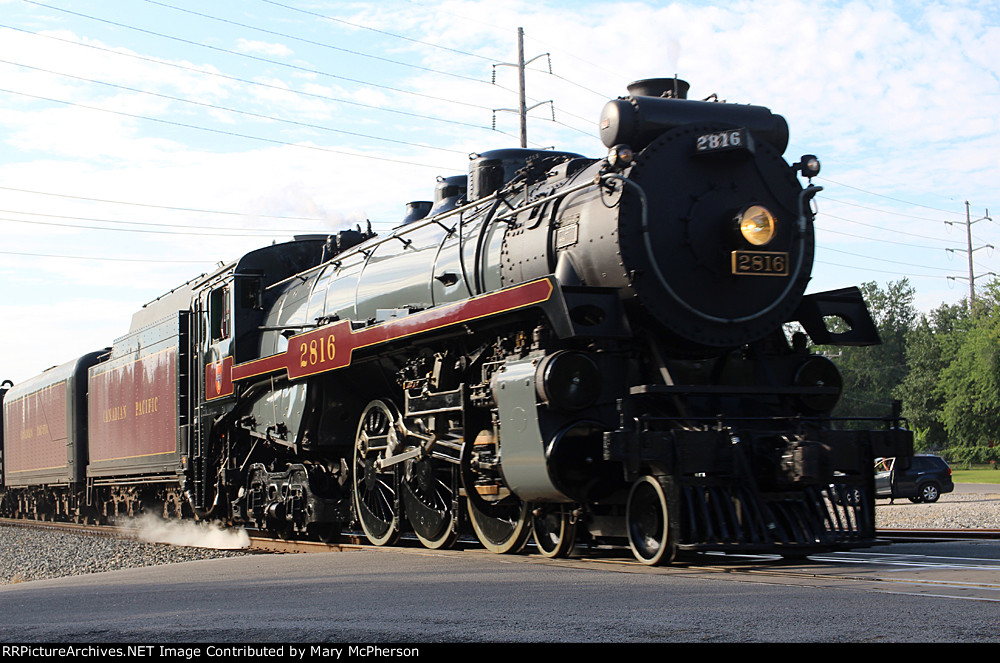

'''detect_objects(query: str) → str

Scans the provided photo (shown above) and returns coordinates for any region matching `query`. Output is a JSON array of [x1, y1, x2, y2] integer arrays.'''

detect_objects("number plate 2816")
[[731, 251, 789, 276], [696, 128, 747, 153]]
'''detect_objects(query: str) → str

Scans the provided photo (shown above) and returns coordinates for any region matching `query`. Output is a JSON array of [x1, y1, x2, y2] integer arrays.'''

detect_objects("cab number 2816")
[[300, 334, 336, 368]]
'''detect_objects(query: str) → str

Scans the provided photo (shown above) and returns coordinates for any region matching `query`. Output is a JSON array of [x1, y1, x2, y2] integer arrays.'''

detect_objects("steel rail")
[[876, 528, 1000, 541], [247, 536, 362, 554], [5, 518, 999, 557]]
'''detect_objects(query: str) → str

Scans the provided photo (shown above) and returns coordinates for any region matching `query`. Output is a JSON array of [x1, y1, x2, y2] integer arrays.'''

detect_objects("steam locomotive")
[[1, 78, 912, 564]]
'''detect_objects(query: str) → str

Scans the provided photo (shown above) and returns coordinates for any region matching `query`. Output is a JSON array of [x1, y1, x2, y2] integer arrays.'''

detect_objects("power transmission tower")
[[946, 202, 994, 307], [492, 27, 553, 148]]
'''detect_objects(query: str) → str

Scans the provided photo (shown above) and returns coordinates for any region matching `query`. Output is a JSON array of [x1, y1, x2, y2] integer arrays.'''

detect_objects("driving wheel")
[[460, 429, 530, 554], [353, 400, 402, 546], [401, 457, 460, 549], [467, 497, 530, 554]]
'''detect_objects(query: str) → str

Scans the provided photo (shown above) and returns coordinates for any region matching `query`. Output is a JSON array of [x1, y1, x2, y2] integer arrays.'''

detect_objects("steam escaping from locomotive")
[[125, 514, 251, 550], [0, 77, 913, 566]]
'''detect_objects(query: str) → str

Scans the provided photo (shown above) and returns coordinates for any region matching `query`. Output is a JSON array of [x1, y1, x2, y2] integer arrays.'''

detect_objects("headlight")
[[606, 144, 634, 170], [737, 205, 777, 246]]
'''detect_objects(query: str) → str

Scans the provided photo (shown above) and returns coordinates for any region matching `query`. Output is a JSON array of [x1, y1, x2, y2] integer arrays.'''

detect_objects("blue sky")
[[1, 0, 998, 382]]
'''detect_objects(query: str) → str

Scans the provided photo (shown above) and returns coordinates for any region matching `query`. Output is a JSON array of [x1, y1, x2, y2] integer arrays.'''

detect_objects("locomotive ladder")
[[181, 307, 208, 510]]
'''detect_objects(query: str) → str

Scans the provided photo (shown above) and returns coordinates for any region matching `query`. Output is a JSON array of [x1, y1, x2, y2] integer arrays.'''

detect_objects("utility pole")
[[946, 201, 993, 307], [492, 27, 552, 148]]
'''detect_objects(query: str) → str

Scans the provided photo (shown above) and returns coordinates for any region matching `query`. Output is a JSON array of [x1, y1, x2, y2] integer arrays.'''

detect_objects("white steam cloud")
[[123, 513, 251, 550]]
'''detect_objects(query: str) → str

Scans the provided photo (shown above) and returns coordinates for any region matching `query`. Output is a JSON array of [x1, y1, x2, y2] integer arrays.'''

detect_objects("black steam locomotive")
[[1, 78, 912, 564]]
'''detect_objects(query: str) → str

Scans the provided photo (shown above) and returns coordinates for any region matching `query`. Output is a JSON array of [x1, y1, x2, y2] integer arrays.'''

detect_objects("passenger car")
[[874, 455, 954, 503]]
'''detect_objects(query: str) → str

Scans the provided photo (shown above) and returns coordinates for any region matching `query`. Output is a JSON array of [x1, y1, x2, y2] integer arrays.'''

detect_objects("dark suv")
[[875, 455, 954, 503]]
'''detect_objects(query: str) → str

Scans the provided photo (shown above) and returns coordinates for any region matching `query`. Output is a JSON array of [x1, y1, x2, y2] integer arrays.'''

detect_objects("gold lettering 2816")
[[299, 333, 336, 368]]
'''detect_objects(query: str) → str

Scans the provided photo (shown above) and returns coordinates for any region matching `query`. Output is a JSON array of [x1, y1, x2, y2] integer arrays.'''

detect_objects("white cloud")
[[0, 0, 998, 387], [235, 39, 293, 58]]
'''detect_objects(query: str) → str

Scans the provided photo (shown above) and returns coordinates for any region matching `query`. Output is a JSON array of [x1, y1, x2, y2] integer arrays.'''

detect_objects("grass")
[[950, 466, 1000, 484]]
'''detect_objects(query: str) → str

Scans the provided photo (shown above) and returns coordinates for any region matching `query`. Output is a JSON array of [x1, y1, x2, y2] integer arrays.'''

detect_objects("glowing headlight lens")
[[738, 205, 777, 246]]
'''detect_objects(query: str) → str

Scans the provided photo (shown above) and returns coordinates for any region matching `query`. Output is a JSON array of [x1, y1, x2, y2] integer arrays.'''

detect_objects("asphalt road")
[[1, 542, 997, 644]]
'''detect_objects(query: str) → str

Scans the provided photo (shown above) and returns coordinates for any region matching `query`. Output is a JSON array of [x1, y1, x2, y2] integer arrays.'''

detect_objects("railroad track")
[[0, 517, 445, 554], [248, 528, 1000, 554], [4, 517, 999, 556], [0, 516, 113, 537], [875, 527, 1000, 541], [247, 534, 364, 554]]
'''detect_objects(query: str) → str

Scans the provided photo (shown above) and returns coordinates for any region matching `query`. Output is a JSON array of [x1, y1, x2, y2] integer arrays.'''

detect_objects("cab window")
[[209, 286, 231, 341]]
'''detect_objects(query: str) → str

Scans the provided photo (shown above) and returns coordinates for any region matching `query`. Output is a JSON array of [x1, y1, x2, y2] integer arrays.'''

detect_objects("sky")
[[0, 0, 998, 383]]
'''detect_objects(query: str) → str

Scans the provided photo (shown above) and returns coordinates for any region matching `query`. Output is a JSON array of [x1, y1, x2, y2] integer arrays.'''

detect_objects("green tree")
[[893, 300, 969, 450], [936, 282, 1000, 448], [824, 279, 917, 423]]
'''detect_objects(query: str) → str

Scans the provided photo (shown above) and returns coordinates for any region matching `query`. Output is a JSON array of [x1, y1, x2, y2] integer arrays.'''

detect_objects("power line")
[[0, 249, 215, 264], [0, 185, 323, 220], [818, 211, 965, 246], [297, 0, 616, 120], [521, 32, 626, 84], [817, 226, 955, 250], [814, 259, 953, 279], [0, 206, 326, 234], [0, 214, 314, 238], [396, 0, 625, 89], [818, 176, 965, 218], [258, 0, 498, 64], [6, 11, 597, 141], [0, 59, 470, 156], [20, 1, 500, 114], [820, 246, 957, 272], [0, 87, 461, 172], [545, 69, 611, 100], [822, 196, 957, 224], [0, 24, 510, 137], [140, 0, 497, 87], [0, 188, 413, 233]]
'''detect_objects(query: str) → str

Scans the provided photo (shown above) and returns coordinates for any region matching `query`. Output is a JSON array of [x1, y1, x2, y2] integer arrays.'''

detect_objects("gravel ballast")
[[875, 491, 1000, 529], [2, 491, 998, 585], [0, 517, 253, 585]]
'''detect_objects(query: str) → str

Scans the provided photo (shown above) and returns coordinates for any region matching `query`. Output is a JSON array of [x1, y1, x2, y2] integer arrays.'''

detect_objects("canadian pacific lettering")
[[134, 396, 159, 417], [103, 405, 127, 422]]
